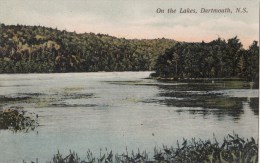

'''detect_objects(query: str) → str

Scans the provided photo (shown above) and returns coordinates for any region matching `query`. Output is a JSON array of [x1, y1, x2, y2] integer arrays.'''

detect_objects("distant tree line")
[[154, 37, 259, 82], [0, 24, 176, 73], [0, 24, 258, 82]]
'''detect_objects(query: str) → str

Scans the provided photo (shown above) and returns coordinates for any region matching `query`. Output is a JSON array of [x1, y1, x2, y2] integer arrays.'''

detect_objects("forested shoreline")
[[0, 24, 258, 83], [153, 37, 259, 82], [0, 24, 176, 73]]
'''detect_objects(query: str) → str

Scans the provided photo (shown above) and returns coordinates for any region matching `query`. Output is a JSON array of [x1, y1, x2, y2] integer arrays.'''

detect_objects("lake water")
[[0, 72, 258, 162]]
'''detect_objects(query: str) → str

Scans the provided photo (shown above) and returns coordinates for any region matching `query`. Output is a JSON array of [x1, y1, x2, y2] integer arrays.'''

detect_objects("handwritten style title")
[[156, 7, 248, 14]]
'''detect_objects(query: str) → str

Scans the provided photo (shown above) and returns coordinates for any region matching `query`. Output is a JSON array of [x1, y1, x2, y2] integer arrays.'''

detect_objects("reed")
[[46, 133, 258, 163]]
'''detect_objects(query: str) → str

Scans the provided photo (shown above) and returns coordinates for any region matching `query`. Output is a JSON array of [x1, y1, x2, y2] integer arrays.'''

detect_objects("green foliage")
[[0, 108, 39, 132], [27, 134, 258, 163], [1, 24, 258, 81], [154, 37, 259, 82], [0, 24, 175, 73], [52, 148, 148, 163]]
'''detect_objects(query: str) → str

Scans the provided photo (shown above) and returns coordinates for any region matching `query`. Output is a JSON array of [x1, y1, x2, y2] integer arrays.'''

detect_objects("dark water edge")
[[109, 79, 259, 120], [250, 98, 259, 115], [151, 74, 259, 88]]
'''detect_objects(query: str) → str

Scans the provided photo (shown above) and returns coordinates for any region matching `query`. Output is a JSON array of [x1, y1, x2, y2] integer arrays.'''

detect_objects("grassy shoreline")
[[24, 134, 258, 163]]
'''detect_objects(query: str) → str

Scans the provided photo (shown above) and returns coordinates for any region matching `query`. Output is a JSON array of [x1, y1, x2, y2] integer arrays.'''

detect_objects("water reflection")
[[249, 98, 259, 115], [143, 81, 258, 121], [0, 72, 258, 162]]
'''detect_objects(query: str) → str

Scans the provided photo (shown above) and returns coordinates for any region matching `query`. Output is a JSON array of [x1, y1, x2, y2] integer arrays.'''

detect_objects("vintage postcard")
[[0, 0, 258, 162]]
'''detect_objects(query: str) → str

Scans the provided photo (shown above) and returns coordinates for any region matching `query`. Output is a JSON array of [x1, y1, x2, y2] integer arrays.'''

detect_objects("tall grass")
[[41, 133, 258, 163]]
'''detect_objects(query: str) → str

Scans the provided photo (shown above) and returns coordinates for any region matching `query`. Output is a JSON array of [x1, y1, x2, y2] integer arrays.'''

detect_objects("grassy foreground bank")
[[26, 134, 258, 163]]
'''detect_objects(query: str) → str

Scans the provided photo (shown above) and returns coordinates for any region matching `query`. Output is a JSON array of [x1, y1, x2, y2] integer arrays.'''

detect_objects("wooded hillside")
[[0, 24, 258, 82], [0, 24, 176, 73]]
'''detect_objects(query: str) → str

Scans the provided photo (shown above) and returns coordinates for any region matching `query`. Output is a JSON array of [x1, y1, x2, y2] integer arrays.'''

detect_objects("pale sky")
[[0, 0, 258, 48]]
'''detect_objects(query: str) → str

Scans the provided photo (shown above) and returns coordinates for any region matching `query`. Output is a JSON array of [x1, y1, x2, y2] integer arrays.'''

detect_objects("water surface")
[[0, 72, 258, 162]]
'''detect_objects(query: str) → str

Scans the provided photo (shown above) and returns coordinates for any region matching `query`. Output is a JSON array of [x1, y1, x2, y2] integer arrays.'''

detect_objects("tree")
[[154, 37, 258, 81], [245, 41, 259, 82]]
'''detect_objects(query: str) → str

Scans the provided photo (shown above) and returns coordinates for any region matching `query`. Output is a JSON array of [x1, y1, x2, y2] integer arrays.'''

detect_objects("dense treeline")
[[154, 37, 259, 81], [0, 24, 176, 73], [0, 24, 258, 81]]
